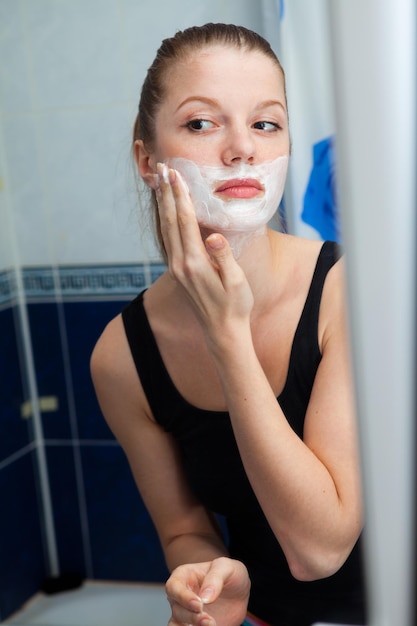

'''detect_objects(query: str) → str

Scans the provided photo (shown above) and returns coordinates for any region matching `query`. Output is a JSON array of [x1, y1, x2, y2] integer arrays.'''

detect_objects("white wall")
[[0, 137, 12, 270], [0, 0, 265, 268]]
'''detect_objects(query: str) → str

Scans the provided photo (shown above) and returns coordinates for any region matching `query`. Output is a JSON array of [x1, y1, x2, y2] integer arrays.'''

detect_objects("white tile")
[[2, 113, 52, 266], [0, 196, 12, 269], [0, 0, 34, 113], [221, 0, 264, 31], [121, 0, 247, 104], [0, 114, 14, 269], [23, 0, 129, 109], [38, 104, 157, 264], [1, 0, 264, 269], [4, 581, 170, 626]]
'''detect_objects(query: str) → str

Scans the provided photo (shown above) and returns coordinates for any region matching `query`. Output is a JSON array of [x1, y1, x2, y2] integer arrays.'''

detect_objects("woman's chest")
[[152, 305, 303, 412]]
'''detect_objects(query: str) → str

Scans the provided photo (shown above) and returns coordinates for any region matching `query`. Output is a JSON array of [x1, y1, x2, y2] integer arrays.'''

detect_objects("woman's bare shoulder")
[[280, 232, 325, 259], [90, 276, 169, 373], [91, 313, 129, 375], [90, 312, 154, 422], [269, 232, 329, 296]]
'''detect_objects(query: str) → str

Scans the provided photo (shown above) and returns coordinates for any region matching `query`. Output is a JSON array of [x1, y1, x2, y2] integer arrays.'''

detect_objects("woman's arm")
[[90, 315, 227, 568], [207, 262, 363, 581], [90, 315, 250, 626], [156, 164, 363, 581]]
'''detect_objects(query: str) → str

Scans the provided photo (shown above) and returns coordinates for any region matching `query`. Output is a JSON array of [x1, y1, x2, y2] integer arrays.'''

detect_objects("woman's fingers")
[[156, 163, 183, 266], [198, 556, 241, 603], [205, 234, 234, 273], [205, 235, 254, 315], [156, 164, 202, 247], [166, 564, 216, 626], [168, 602, 215, 626], [166, 558, 249, 626], [169, 168, 205, 254], [155, 162, 253, 326]]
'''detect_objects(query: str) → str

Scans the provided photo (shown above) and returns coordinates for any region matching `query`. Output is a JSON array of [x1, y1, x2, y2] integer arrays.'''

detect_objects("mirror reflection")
[[0, 2, 380, 626]]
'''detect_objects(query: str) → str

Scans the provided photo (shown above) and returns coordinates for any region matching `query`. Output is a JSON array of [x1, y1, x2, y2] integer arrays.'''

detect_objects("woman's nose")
[[221, 127, 256, 165]]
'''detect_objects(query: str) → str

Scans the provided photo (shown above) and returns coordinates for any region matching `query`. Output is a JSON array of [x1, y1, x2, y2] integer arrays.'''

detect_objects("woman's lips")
[[215, 178, 263, 199]]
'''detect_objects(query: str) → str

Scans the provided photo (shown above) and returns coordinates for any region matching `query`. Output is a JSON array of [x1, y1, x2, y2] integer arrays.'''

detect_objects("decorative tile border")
[[0, 269, 17, 307], [0, 263, 166, 307]]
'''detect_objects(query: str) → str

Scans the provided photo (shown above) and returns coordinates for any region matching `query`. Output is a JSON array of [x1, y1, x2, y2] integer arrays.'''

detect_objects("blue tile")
[[27, 303, 71, 440], [64, 300, 126, 440], [81, 445, 168, 582], [0, 451, 47, 620], [0, 307, 30, 462], [45, 445, 87, 578]]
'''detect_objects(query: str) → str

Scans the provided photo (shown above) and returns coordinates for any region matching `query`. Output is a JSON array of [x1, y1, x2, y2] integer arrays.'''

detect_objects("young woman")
[[91, 23, 366, 626]]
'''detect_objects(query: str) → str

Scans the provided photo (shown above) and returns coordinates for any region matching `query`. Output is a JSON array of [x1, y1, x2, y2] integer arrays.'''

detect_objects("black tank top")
[[122, 241, 366, 626]]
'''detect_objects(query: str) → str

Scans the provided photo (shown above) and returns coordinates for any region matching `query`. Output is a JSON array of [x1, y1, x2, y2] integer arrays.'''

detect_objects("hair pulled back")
[[134, 22, 285, 150]]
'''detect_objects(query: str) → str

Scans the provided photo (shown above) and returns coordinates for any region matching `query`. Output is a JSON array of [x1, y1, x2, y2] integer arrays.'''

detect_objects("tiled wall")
[[0, 263, 168, 622], [0, 0, 264, 269], [0, 0, 267, 620], [0, 273, 47, 621]]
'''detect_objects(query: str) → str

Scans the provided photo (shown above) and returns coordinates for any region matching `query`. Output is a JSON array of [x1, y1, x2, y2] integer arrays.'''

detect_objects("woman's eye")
[[253, 121, 280, 132], [186, 119, 215, 131]]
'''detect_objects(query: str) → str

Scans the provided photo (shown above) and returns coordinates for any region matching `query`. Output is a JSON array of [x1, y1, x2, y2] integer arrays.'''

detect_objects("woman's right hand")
[[155, 164, 255, 343], [166, 556, 250, 626]]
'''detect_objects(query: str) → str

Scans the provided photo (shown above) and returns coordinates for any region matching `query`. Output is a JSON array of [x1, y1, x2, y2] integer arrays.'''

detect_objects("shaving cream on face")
[[168, 155, 288, 234]]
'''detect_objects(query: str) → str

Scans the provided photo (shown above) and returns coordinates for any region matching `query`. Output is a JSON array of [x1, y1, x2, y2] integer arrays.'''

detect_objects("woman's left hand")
[[165, 556, 251, 626], [155, 163, 254, 339]]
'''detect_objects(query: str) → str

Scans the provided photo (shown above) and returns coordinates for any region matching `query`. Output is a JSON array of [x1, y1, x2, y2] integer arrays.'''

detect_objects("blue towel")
[[302, 135, 340, 242]]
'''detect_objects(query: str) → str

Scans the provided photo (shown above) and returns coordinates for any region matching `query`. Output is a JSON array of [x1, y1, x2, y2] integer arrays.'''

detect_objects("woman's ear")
[[134, 140, 157, 189]]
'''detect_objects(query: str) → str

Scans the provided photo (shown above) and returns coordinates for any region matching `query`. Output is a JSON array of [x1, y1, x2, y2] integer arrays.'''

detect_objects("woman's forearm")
[[207, 323, 362, 581], [164, 530, 229, 573]]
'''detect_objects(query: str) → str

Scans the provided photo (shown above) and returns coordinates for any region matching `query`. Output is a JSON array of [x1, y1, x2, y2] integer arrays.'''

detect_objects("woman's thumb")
[[205, 233, 231, 265]]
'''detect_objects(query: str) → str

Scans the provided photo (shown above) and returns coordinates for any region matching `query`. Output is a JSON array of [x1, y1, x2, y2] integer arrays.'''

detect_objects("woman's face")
[[147, 45, 290, 171], [137, 45, 290, 248]]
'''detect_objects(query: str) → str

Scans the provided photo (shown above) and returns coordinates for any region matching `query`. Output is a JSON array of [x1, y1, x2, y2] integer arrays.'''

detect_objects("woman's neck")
[[201, 226, 286, 308], [159, 228, 288, 322], [238, 229, 284, 301]]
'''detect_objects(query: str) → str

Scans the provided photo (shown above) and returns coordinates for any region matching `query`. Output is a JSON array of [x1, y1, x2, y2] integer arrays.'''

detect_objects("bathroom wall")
[[0, 77, 44, 620], [0, 0, 269, 621], [0, 247, 44, 621]]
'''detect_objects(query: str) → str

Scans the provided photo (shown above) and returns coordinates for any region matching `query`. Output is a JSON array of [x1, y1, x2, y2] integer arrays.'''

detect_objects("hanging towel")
[[302, 135, 340, 242]]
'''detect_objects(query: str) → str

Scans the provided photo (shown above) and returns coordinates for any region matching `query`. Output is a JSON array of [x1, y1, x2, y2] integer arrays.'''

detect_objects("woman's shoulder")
[[281, 234, 343, 275], [283, 234, 345, 300], [270, 232, 333, 288], [279, 232, 327, 257], [90, 313, 131, 382], [90, 312, 156, 424]]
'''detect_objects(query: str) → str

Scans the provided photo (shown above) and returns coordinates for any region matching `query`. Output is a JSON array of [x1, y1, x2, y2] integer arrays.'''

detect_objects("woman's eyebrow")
[[256, 99, 287, 113], [175, 96, 220, 113], [175, 96, 287, 115]]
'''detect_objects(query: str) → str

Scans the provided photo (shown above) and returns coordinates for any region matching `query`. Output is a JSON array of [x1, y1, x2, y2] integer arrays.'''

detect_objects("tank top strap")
[[277, 240, 343, 438], [301, 240, 342, 330], [122, 241, 342, 432], [122, 290, 183, 426]]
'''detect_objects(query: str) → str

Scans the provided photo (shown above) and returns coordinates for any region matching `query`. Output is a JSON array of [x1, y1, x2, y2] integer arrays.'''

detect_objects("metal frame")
[[327, 2, 416, 625]]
